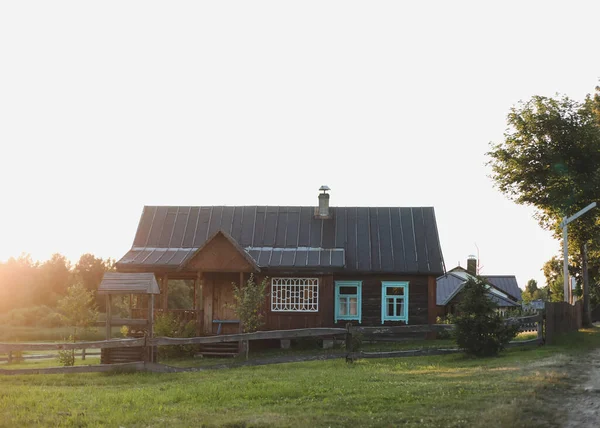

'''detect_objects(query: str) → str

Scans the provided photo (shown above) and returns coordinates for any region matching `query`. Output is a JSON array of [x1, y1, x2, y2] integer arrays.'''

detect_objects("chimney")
[[466, 255, 477, 275], [317, 185, 331, 218]]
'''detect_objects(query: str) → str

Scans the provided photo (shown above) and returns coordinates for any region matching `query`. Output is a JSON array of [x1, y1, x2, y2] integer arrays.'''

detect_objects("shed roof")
[[98, 272, 160, 295], [117, 205, 445, 274]]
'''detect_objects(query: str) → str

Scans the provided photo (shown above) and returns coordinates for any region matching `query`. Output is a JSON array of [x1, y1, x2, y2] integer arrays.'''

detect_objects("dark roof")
[[98, 272, 160, 295], [483, 276, 522, 301], [117, 205, 445, 274]]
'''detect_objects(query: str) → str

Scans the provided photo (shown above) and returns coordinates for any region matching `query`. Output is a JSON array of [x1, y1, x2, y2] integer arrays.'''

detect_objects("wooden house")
[[436, 257, 522, 318], [116, 188, 445, 335]]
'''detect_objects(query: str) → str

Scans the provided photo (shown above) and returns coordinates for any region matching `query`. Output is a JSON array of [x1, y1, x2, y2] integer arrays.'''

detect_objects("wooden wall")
[[258, 273, 435, 330], [331, 274, 433, 327], [258, 274, 334, 330]]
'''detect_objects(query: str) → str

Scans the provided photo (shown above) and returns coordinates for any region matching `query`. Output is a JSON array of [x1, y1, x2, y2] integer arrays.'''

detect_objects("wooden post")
[[196, 271, 204, 334], [105, 294, 112, 340], [7, 351, 12, 364], [193, 276, 197, 309], [148, 294, 155, 363], [203, 273, 213, 335], [546, 302, 554, 345], [427, 276, 437, 340], [82, 348, 86, 361], [537, 314, 544, 344], [345, 323, 353, 363], [239, 271, 244, 287], [162, 274, 169, 311]]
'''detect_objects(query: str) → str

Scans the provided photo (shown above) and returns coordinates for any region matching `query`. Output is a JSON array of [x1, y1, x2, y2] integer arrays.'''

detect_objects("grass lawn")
[[1, 328, 598, 427]]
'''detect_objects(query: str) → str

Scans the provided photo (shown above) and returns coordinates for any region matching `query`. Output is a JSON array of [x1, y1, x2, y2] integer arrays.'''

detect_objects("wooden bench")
[[212, 319, 240, 335]]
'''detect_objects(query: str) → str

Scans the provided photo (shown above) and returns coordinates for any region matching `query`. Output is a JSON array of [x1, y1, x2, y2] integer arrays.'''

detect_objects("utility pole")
[[560, 202, 597, 304]]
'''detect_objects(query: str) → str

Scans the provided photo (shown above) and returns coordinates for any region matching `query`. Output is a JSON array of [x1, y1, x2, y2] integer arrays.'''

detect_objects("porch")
[[130, 271, 248, 336]]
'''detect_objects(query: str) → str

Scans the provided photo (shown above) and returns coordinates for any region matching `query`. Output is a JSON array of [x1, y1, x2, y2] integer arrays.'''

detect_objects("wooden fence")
[[546, 300, 582, 345], [0, 314, 544, 375]]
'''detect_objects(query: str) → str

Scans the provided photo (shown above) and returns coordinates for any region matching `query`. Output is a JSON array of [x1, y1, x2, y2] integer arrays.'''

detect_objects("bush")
[[454, 277, 519, 357], [154, 313, 197, 358], [230, 274, 268, 333], [58, 335, 75, 366]]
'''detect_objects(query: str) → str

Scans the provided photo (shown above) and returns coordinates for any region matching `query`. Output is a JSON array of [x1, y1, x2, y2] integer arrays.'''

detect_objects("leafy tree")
[[57, 282, 99, 339], [230, 274, 268, 333], [74, 254, 115, 311], [38, 253, 72, 305], [74, 254, 115, 292], [167, 280, 194, 309], [525, 279, 538, 295], [488, 93, 600, 325], [549, 276, 565, 302], [454, 277, 519, 357]]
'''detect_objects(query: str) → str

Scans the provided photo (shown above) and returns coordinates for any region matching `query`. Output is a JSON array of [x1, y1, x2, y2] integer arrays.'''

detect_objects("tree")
[[453, 277, 519, 357], [74, 254, 115, 311], [57, 282, 99, 338], [522, 279, 547, 303], [38, 253, 72, 305], [230, 274, 268, 334], [488, 94, 600, 325], [56, 283, 98, 366], [74, 254, 115, 292], [525, 279, 538, 295]]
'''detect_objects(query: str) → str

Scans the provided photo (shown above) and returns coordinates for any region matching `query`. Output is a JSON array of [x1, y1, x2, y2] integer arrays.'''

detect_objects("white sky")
[[1, 1, 599, 289]]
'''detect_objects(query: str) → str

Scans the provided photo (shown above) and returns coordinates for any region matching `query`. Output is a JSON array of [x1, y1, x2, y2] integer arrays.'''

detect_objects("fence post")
[[82, 348, 86, 361], [546, 303, 554, 345], [7, 351, 12, 364], [537, 314, 543, 344], [345, 323, 353, 363]]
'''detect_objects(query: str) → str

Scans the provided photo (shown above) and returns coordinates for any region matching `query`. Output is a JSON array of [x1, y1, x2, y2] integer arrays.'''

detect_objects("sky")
[[1, 1, 599, 289]]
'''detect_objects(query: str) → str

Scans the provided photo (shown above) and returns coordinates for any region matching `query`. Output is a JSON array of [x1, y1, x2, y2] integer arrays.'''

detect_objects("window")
[[381, 281, 409, 323], [271, 278, 319, 312], [335, 281, 362, 323]]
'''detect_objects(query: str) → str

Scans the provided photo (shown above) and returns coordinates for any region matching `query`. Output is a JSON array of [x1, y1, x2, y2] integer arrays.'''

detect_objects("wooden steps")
[[195, 342, 240, 358]]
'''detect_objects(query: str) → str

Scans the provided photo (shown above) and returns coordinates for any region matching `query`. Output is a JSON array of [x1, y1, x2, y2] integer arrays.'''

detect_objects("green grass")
[[1, 328, 598, 427]]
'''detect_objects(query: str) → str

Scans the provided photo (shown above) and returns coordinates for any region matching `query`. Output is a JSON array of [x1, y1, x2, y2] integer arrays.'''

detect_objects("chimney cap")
[[467, 254, 477, 260], [319, 185, 330, 194]]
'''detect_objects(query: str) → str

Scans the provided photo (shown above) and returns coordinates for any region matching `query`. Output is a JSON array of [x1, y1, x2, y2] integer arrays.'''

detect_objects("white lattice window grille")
[[271, 278, 319, 312]]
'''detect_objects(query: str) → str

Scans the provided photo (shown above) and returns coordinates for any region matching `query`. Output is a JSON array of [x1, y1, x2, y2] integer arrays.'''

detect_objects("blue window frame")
[[335, 281, 362, 323], [381, 282, 409, 323]]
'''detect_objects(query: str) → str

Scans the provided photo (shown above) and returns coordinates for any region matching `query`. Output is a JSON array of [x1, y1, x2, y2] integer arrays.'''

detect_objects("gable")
[[184, 232, 258, 272]]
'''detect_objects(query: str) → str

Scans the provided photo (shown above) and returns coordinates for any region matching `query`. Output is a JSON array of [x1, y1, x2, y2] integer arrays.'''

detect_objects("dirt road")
[[563, 348, 600, 427]]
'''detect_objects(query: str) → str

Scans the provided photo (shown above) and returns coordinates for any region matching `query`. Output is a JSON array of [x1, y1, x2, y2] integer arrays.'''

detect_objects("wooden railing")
[[0, 314, 544, 375]]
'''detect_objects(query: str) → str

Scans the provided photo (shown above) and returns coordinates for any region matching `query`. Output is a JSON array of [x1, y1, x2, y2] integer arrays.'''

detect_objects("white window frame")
[[271, 277, 319, 312]]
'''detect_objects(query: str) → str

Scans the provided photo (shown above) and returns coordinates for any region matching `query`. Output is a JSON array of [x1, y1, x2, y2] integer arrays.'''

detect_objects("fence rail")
[[0, 314, 545, 375], [0, 338, 145, 353]]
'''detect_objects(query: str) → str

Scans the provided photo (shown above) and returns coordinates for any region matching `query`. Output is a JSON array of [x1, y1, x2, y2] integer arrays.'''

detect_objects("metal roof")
[[245, 247, 345, 268], [117, 206, 445, 274], [98, 272, 160, 295], [436, 272, 464, 305], [487, 293, 520, 307], [436, 271, 518, 307], [483, 276, 522, 301]]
